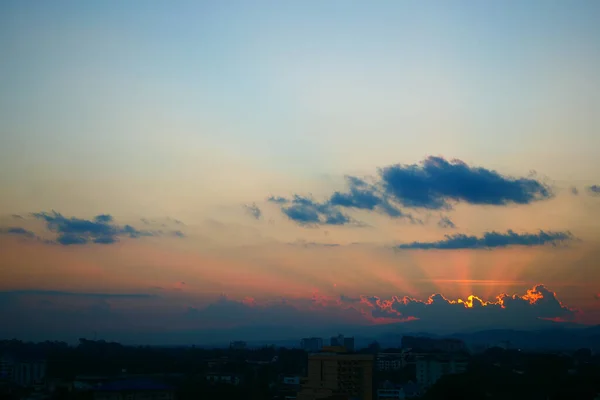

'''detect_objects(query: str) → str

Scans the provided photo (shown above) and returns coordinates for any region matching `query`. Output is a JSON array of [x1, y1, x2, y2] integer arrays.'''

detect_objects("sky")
[[1, 0, 600, 345]]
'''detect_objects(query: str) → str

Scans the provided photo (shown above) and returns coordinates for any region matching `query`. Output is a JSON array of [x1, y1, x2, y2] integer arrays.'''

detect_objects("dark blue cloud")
[[94, 214, 113, 223], [31, 211, 160, 246], [438, 216, 456, 229], [244, 203, 262, 220], [271, 177, 414, 226], [57, 233, 90, 245], [587, 185, 600, 196], [380, 156, 552, 209], [1, 226, 36, 238], [279, 195, 353, 226], [397, 230, 573, 250], [328, 176, 411, 220], [267, 156, 552, 227]]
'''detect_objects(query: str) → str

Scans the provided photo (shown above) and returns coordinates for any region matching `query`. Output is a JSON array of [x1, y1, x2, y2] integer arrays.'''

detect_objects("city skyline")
[[1, 1, 600, 343]]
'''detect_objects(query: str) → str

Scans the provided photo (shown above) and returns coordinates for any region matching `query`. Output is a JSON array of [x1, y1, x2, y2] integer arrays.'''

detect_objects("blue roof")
[[96, 379, 172, 392]]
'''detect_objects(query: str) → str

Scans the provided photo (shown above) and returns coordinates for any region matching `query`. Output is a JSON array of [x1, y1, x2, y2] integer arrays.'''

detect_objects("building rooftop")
[[96, 379, 172, 392]]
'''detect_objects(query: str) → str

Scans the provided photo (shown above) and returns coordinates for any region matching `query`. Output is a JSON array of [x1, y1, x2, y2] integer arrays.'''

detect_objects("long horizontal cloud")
[[0, 226, 36, 238], [267, 156, 552, 226], [0, 211, 185, 246], [397, 230, 573, 250], [32, 211, 156, 245], [344, 285, 576, 329]]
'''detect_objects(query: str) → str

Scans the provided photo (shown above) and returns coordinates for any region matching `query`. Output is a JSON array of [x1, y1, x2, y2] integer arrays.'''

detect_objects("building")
[[297, 347, 374, 400], [329, 335, 355, 352], [93, 379, 175, 400], [401, 336, 466, 353], [0, 355, 14, 381], [376, 353, 407, 371], [301, 337, 324, 352], [377, 381, 421, 399], [415, 355, 468, 389], [282, 376, 301, 385], [205, 373, 242, 386], [0, 356, 46, 387], [13, 360, 47, 387], [343, 337, 355, 353]]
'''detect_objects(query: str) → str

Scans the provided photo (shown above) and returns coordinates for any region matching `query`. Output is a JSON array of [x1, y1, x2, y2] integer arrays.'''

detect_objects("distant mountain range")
[[48, 320, 600, 351], [209, 323, 600, 351]]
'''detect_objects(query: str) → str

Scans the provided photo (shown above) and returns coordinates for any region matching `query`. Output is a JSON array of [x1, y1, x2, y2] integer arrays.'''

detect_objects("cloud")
[[397, 230, 573, 250], [266, 156, 552, 227], [328, 176, 411, 220], [278, 195, 353, 226], [587, 185, 600, 196], [0, 226, 36, 238], [0, 290, 156, 299], [288, 240, 341, 248], [244, 203, 262, 220], [269, 179, 414, 226], [267, 196, 289, 204], [380, 156, 552, 209], [346, 285, 576, 329], [438, 216, 456, 229], [571, 187, 579, 196], [30, 211, 163, 245], [11, 214, 24, 219]]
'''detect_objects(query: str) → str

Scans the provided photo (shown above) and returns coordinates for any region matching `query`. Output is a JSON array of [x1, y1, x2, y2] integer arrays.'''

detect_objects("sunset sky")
[[1, 0, 600, 344]]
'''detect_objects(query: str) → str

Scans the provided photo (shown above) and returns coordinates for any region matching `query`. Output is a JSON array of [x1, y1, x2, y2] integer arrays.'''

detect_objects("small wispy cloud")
[[244, 203, 262, 220], [587, 185, 600, 196], [438, 216, 456, 229], [0, 226, 36, 238], [0, 211, 188, 246]]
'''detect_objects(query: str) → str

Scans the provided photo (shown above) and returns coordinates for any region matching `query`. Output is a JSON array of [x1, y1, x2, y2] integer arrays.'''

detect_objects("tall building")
[[330, 334, 344, 347], [0, 355, 14, 381], [301, 337, 324, 352], [343, 337, 355, 353], [297, 347, 374, 400], [330, 334, 354, 352]]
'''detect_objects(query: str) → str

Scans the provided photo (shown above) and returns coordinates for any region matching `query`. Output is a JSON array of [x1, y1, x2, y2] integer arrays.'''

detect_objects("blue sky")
[[1, 1, 600, 342]]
